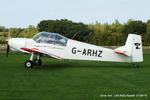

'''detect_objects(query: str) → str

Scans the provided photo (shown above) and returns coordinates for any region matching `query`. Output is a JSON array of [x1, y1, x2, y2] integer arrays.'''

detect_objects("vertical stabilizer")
[[125, 34, 143, 62]]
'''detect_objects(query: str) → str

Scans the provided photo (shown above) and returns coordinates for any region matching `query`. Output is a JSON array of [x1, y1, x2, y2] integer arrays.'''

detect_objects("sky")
[[0, 0, 150, 28]]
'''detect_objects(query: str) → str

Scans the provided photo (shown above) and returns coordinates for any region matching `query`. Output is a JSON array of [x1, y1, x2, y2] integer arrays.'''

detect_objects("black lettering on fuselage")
[[72, 47, 77, 54], [98, 50, 102, 57], [87, 49, 92, 56], [92, 50, 97, 56], [72, 47, 102, 57], [82, 49, 86, 55]]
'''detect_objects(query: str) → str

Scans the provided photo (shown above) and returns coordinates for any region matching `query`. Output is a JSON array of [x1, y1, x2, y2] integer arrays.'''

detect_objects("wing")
[[20, 47, 63, 60], [21, 47, 40, 53]]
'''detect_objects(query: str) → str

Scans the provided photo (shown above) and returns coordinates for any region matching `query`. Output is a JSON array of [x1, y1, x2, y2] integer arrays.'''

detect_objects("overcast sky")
[[0, 0, 150, 28]]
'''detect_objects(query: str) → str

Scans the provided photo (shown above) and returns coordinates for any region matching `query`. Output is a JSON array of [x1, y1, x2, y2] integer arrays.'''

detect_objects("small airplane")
[[7, 32, 143, 68]]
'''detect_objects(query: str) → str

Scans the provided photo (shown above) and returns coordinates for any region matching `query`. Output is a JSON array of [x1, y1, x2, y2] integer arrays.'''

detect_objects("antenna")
[[71, 33, 79, 39]]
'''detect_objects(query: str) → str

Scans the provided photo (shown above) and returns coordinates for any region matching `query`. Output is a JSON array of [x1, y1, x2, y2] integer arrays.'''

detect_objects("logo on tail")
[[134, 43, 141, 49]]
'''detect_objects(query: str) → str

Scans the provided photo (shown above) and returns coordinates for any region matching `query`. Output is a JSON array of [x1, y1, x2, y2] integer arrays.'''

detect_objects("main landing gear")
[[25, 53, 42, 68], [132, 63, 140, 68]]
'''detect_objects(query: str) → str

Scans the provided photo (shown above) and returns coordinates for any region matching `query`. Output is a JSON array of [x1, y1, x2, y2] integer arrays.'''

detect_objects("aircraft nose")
[[8, 38, 26, 51], [8, 38, 15, 46]]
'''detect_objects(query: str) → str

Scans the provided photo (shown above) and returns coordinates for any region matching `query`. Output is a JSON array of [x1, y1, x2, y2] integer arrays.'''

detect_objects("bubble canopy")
[[33, 32, 68, 46]]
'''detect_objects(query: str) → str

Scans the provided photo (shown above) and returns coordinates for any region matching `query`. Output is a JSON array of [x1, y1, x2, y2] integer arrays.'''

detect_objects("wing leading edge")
[[20, 47, 63, 60]]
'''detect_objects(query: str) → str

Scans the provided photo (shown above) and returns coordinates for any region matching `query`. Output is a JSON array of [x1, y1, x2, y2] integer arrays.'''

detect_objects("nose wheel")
[[24, 53, 42, 68], [25, 60, 33, 68]]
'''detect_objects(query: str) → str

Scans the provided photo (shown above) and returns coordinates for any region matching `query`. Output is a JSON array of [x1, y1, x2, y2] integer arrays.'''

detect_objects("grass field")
[[0, 52, 150, 100]]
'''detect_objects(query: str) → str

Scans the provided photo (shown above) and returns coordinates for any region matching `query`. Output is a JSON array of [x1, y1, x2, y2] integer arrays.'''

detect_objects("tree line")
[[0, 25, 38, 43], [0, 19, 150, 46]]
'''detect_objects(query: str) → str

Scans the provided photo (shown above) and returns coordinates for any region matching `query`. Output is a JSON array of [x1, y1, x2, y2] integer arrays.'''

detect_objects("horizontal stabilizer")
[[114, 46, 129, 56]]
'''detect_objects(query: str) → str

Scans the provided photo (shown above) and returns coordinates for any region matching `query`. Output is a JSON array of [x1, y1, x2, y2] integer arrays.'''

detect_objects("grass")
[[0, 53, 150, 100]]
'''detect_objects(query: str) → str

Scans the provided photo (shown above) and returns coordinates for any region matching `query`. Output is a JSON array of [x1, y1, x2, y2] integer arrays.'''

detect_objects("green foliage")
[[87, 20, 126, 46], [9, 28, 23, 37], [0, 26, 8, 32], [146, 20, 150, 34], [88, 19, 149, 46], [19, 25, 38, 38], [0, 25, 38, 43], [0, 19, 150, 45], [38, 19, 92, 41], [8, 26, 38, 38], [123, 20, 146, 35]]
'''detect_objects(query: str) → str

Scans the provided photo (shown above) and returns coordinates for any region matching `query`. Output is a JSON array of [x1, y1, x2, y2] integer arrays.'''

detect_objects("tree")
[[19, 25, 38, 38], [38, 19, 92, 41], [123, 20, 146, 35], [110, 19, 123, 33], [9, 28, 23, 37], [0, 26, 8, 32], [146, 20, 150, 34]]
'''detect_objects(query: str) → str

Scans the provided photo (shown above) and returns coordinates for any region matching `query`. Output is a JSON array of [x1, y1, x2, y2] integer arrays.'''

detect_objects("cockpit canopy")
[[33, 32, 68, 46]]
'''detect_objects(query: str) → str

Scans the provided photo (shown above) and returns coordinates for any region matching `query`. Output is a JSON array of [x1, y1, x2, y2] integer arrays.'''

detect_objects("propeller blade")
[[6, 44, 10, 57]]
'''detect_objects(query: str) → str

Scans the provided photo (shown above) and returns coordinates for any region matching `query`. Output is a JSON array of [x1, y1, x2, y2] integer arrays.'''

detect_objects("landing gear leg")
[[25, 52, 34, 68], [34, 54, 42, 66]]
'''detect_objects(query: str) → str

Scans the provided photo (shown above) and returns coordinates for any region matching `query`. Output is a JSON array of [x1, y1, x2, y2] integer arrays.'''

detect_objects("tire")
[[25, 60, 33, 68], [37, 59, 42, 66], [34, 59, 42, 66]]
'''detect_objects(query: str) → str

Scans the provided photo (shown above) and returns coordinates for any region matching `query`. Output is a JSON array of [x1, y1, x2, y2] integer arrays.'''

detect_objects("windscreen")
[[33, 32, 68, 46]]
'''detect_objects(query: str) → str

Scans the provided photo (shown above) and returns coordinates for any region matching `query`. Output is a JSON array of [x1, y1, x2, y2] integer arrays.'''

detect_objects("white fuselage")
[[8, 38, 131, 62]]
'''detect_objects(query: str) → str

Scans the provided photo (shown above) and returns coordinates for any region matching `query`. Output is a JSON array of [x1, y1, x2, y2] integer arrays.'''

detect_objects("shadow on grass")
[[1, 53, 147, 70], [34, 60, 142, 70]]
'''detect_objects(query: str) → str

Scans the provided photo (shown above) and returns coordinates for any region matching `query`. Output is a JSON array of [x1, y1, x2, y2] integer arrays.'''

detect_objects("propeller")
[[6, 43, 10, 57], [6, 32, 11, 57]]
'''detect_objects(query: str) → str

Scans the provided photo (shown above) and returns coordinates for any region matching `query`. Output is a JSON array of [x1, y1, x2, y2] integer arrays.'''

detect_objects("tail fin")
[[125, 34, 143, 62], [114, 34, 143, 62]]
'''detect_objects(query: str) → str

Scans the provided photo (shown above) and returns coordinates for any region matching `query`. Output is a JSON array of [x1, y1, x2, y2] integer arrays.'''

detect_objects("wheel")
[[25, 60, 33, 68], [132, 63, 139, 68], [37, 59, 42, 66], [134, 64, 139, 68], [34, 59, 42, 66]]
